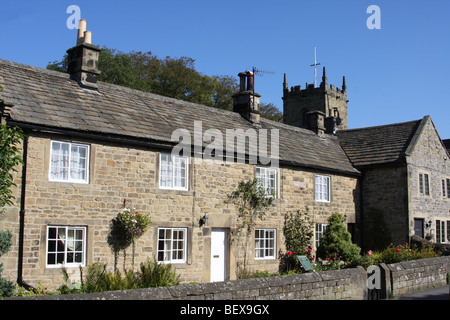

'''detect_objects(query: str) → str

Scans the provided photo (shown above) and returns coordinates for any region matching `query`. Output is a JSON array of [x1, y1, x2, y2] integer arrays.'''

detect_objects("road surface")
[[395, 285, 449, 300]]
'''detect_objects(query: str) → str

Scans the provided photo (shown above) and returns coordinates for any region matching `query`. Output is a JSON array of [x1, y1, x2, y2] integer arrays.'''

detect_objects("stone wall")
[[9, 266, 368, 300], [386, 256, 450, 297], [8, 256, 450, 300], [360, 165, 409, 250]]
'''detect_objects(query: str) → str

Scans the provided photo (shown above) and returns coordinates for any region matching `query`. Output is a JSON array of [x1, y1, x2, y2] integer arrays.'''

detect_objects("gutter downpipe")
[[17, 134, 35, 291]]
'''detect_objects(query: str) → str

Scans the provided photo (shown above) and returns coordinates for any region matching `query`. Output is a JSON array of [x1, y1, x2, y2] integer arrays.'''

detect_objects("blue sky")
[[1, 1, 449, 138]]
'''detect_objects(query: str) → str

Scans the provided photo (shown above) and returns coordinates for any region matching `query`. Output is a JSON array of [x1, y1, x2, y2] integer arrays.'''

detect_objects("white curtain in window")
[[315, 175, 330, 201], [160, 154, 187, 189], [160, 154, 173, 188], [50, 142, 69, 180], [174, 157, 187, 188], [70, 145, 87, 181], [256, 167, 276, 196]]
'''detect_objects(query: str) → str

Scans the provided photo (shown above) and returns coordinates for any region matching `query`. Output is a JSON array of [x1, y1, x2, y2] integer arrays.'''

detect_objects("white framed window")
[[157, 228, 187, 263], [49, 141, 89, 183], [419, 173, 430, 196], [436, 220, 450, 244], [255, 228, 276, 259], [442, 178, 450, 199], [255, 167, 277, 197], [46, 226, 86, 268], [315, 223, 328, 249], [159, 153, 189, 190], [315, 175, 330, 202]]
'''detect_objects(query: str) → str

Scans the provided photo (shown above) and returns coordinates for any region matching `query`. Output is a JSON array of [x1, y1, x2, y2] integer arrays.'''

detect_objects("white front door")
[[210, 229, 227, 282]]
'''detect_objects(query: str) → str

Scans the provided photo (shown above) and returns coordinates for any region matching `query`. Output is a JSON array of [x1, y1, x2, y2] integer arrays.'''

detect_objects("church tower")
[[282, 67, 348, 134]]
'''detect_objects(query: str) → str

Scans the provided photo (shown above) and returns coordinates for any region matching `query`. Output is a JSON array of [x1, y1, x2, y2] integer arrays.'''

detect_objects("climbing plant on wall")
[[227, 178, 275, 277]]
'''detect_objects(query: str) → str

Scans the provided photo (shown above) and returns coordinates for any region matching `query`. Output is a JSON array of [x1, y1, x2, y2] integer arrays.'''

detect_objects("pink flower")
[[288, 251, 294, 256], [307, 248, 312, 252], [368, 250, 372, 256], [312, 256, 315, 260]]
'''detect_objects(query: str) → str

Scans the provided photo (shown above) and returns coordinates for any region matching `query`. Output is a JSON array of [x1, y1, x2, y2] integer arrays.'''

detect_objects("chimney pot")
[[83, 31, 92, 44], [77, 19, 87, 45]]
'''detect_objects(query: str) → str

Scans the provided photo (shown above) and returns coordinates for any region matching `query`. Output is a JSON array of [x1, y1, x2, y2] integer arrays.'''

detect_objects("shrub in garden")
[[358, 243, 440, 268], [138, 258, 180, 288], [0, 230, 15, 297], [316, 213, 361, 264], [58, 258, 180, 294], [281, 208, 314, 272]]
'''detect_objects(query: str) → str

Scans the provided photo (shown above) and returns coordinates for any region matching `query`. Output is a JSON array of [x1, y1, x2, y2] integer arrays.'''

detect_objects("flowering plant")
[[115, 207, 151, 242]]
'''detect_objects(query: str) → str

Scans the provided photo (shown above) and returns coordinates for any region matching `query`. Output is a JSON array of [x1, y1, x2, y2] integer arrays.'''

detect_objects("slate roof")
[[443, 139, 450, 154], [0, 59, 358, 175], [336, 119, 422, 168]]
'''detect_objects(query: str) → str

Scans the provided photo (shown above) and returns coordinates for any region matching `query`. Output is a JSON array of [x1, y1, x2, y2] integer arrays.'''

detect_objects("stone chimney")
[[306, 110, 325, 136], [66, 19, 101, 89], [232, 71, 261, 124]]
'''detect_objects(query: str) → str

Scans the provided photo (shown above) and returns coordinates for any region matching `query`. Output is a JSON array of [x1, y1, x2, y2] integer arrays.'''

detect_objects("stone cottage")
[[337, 117, 450, 250], [0, 23, 360, 290]]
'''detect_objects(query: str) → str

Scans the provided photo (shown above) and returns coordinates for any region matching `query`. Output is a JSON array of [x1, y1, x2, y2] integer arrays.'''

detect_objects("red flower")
[[288, 251, 294, 256], [307, 248, 312, 252], [396, 248, 400, 252]]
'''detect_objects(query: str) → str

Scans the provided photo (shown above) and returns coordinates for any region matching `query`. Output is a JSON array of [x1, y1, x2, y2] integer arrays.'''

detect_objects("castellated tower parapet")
[[282, 67, 348, 134]]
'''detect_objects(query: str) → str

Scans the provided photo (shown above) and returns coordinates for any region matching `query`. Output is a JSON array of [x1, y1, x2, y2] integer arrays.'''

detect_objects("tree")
[[47, 46, 291, 115], [316, 213, 361, 264], [259, 102, 282, 121], [0, 113, 24, 297], [226, 179, 275, 277]]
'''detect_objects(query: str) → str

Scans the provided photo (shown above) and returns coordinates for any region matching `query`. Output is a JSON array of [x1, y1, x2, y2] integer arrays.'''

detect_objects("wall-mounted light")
[[199, 214, 208, 227], [426, 220, 433, 228]]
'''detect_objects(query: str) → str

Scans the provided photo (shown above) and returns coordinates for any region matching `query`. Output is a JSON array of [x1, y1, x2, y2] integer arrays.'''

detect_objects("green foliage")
[[227, 178, 275, 276], [237, 269, 279, 279], [358, 243, 440, 269], [0, 231, 15, 297], [0, 123, 23, 297], [259, 102, 282, 121], [316, 213, 361, 264], [137, 258, 180, 288], [280, 208, 314, 273], [114, 207, 151, 243], [0, 125, 24, 213], [283, 208, 313, 256], [46, 46, 282, 119], [13, 282, 51, 297], [58, 258, 180, 294], [108, 205, 151, 270], [0, 230, 12, 256], [227, 178, 275, 234]]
